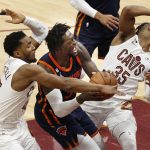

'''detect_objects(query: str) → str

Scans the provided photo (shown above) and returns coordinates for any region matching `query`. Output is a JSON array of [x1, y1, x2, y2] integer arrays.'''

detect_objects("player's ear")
[[13, 50, 21, 57]]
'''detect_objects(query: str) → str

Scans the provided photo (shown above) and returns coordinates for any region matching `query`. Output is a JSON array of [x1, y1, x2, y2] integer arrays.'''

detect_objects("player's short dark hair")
[[45, 23, 70, 55], [3, 31, 26, 56], [136, 22, 150, 35]]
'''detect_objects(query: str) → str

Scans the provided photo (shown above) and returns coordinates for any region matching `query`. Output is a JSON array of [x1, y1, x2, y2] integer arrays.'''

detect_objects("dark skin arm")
[[112, 5, 150, 46], [76, 91, 113, 104], [11, 64, 119, 97], [37, 63, 119, 100], [76, 41, 115, 80], [76, 42, 99, 78], [39, 41, 100, 95]]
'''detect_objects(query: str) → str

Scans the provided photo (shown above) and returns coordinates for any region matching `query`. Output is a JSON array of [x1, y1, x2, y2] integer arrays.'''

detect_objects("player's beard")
[[24, 57, 37, 63], [27, 53, 37, 63], [31, 58, 37, 63]]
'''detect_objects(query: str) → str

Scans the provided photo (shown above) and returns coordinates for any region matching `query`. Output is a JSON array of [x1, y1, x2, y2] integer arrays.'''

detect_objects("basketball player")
[[34, 23, 120, 150], [69, 0, 120, 58], [0, 9, 119, 150], [81, 5, 150, 150]]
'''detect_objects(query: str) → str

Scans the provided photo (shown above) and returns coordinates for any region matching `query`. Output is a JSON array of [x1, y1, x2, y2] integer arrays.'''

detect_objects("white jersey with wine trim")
[[83, 35, 150, 109], [0, 57, 35, 126]]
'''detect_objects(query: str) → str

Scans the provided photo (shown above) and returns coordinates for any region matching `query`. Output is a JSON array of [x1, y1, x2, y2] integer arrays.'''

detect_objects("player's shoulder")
[[15, 64, 31, 74], [39, 52, 49, 61], [16, 64, 41, 75]]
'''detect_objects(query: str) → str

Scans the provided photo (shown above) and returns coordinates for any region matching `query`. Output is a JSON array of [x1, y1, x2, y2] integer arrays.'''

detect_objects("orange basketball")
[[90, 71, 117, 85]]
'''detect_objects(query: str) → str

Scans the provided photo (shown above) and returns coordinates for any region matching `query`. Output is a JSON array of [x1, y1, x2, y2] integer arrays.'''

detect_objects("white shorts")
[[0, 119, 40, 150], [82, 101, 137, 132]]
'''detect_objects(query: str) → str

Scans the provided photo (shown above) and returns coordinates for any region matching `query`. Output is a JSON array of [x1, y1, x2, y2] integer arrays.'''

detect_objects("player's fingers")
[[4, 9, 12, 15], [5, 20, 13, 23], [106, 24, 113, 31], [111, 19, 119, 26], [111, 15, 119, 22], [108, 21, 118, 29], [145, 72, 150, 75], [145, 73, 150, 78], [107, 70, 111, 73], [111, 72, 115, 76], [103, 70, 112, 74], [5, 9, 14, 14]]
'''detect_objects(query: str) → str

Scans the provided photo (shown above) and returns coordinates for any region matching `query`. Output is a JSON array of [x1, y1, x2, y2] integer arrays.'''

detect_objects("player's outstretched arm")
[[2, 9, 48, 49], [76, 41, 99, 78], [46, 88, 117, 118], [12, 64, 120, 95]]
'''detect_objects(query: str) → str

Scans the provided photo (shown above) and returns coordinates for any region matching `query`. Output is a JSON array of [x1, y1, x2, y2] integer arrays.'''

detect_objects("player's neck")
[[138, 36, 149, 52], [54, 53, 70, 68]]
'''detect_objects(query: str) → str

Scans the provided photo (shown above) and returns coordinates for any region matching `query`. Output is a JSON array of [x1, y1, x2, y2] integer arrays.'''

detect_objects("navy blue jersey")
[[36, 52, 82, 126], [38, 52, 82, 100], [34, 52, 98, 149], [34, 53, 98, 150]]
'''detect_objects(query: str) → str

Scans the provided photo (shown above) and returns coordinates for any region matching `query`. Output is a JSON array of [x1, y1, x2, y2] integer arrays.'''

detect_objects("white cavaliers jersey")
[[0, 57, 35, 125], [83, 35, 150, 109]]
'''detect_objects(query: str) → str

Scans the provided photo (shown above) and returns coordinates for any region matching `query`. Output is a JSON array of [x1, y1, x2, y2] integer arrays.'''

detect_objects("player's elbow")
[[122, 5, 137, 17]]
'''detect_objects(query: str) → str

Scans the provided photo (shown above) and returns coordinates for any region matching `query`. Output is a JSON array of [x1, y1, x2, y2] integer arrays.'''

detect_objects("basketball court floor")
[[0, 0, 150, 149]]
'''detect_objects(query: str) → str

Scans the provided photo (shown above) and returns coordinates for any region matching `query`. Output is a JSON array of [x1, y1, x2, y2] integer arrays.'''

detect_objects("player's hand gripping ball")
[[90, 71, 117, 85]]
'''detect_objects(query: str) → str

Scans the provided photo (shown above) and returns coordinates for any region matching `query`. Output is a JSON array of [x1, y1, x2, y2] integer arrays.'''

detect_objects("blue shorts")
[[74, 16, 118, 58], [34, 104, 98, 149]]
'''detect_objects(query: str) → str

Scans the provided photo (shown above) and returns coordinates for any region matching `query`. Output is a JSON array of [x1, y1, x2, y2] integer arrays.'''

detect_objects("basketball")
[[90, 71, 117, 85]]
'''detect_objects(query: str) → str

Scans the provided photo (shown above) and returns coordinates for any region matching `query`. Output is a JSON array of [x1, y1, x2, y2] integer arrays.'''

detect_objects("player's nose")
[[31, 44, 35, 51]]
